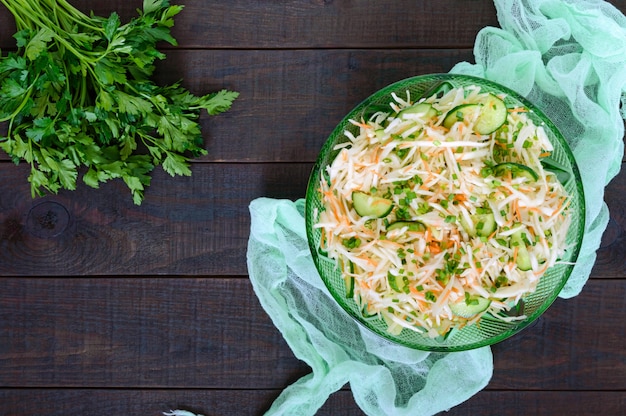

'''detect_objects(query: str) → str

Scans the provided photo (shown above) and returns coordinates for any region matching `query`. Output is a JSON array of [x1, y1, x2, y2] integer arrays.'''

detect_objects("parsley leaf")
[[0, 0, 238, 204], [25, 27, 54, 61]]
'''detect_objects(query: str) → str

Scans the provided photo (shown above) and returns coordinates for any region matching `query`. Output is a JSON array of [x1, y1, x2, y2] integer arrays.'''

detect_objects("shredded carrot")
[[512, 199, 521, 222], [437, 289, 452, 305], [429, 242, 442, 254], [454, 193, 467, 202], [351, 120, 373, 130], [533, 262, 550, 276]]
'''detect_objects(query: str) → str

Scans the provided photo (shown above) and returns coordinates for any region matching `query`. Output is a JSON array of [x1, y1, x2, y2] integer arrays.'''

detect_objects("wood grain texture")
[[490, 281, 626, 390], [1, 0, 625, 415], [0, 163, 310, 276], [2, 0, 624, 50], [1, 278, 624, 390], [596, 175, 626, 277], [447, 391, 626, 416], [0, 278, 305, 389], [0, 0, 498, 50], [0, 389, 624, 416]]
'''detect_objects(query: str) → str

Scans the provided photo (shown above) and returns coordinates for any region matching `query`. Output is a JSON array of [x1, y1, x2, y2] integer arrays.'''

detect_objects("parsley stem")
[[3, 0, 103, 65], [49, 0, 104, 33]]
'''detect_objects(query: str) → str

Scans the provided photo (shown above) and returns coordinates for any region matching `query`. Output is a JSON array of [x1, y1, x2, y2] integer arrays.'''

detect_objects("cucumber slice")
[[344, 275, 355, 298], [344, 260, 355, 298], [423, 81, 454, 100], [475, 212, 496, 237], [387, 272, 404, 293], [450, 296, 491, 318], [360, 302, 378, 319], [352, 191, 394, 218], [511, 231, 532, 271], [361, 103, 392, 120], [494, 162, 539, 182], [540, 157, 572, 184], [474, 93, 507, 135], [460, 212, 496, 237], [500, 299, 525, 318], [442, 94, 507, 135], [443, 103, 481, 130], [398, 102, 438, 120], [387, 220, 427, 232]]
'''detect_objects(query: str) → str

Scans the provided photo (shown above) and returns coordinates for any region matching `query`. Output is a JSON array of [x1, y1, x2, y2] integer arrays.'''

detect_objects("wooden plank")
[[0, 163, 311, 276], [3, 0, 626, 51], [0, 48, 475, 163], [1, 161, 626, 277], [1, 278, 624, 390], [0, 389, 623, 415], [0, 0, 499, 50], [0, 277, 307, 389], [447, 391, 626, 415], [0, 389, 284, 416], [159, 0, 498, 49], [595, 172, 626, 278], [490, 281, 626, 390]]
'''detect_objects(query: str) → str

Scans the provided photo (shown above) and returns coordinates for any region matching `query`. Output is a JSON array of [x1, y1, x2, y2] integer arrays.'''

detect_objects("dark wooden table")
[[1, 1, 625, 415]]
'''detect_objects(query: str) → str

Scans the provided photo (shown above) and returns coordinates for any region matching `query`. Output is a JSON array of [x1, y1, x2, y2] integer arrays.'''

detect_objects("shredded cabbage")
[[315, 85, 571, 338]]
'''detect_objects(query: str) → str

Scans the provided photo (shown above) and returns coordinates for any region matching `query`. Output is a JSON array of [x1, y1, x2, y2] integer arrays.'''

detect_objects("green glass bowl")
[[304, 73, 585, 352]]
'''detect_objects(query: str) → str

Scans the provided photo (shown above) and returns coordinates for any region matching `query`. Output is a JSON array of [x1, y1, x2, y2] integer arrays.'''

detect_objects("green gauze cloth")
[[248, 198, 492, 415], [244, 1, 626, 415], [451, 0, 626, 298]]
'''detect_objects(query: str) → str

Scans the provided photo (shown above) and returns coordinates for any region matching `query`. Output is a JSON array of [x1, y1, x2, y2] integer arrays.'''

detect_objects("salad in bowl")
[[305, 74, 584, 351]]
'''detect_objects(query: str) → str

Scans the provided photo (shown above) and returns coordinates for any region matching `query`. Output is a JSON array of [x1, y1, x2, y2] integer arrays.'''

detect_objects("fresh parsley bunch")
[[0, 0, 238, 204]]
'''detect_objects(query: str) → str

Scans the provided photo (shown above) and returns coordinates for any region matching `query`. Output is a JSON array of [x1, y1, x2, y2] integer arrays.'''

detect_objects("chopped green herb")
[[395, 206, 410, 220], [495, 275, 508, 288], [396, 148, 409, 159], [464, 292, 480, 305], [342, 237, 361, 249]]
